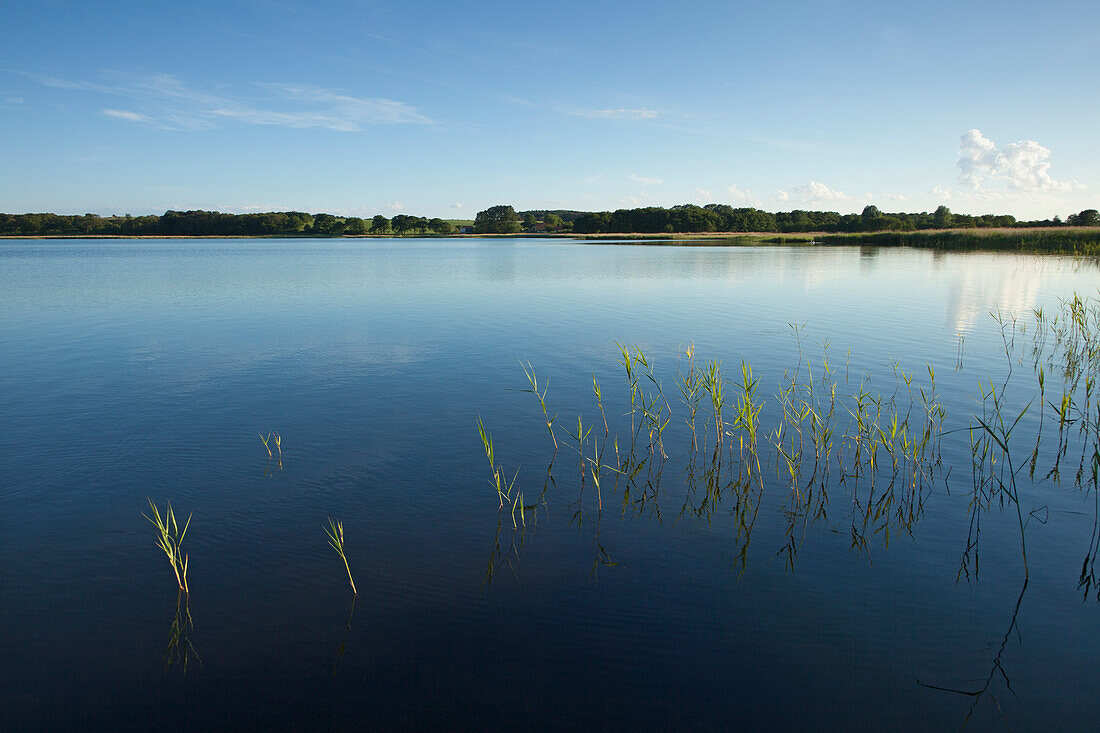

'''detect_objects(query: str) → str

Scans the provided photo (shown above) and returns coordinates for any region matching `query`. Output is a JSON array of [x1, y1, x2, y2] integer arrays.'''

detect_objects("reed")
[[143, 499, 191, 594], [678, 342, 703, 452], [521, 361, 558, 453], [477, 415, 524, 526], [324, 517, 358, 595], [259, 431, 282, 459], [702, 360, 726, 449], [617, 344, 671, 457], [497, 306, 1100, 581], [566, 414, 595, 506], [634, 347, 672, 458]]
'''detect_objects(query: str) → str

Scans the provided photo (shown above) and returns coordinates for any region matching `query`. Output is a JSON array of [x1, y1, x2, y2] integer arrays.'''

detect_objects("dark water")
[[2, 239, 1099, 730]]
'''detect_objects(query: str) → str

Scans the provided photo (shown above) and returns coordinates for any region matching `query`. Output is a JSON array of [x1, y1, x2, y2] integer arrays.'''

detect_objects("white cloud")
[[450, 202, 463, 209], [30, 72, 430, 131], [769, 182, 911, 212], [384, 201, 404, 212], [923, 183, 1095, 220], [727, 184, 760, 206], [776, 180, 851, 207], [693, 188, 713, 203], [627, 173, 664, 185], [957, 129, 1074, 191], [727, 184, 750, 201], [102, 108, 151, 123]]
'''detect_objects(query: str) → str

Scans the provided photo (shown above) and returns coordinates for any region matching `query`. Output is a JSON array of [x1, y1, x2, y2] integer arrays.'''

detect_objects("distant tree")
[[284, 212, 313, 232], [522, 212, 537, 231], [344, 217, 367, 235], [474, 205, 521, 234], [312, 213, 343, 235], [669, 204, 718, 232], [1068, 209, 1100, 226], [861, 205, 885, 231], [573, 211, 612, 234], [932, 205, 953, 229], [371, 214, 390, 234], [428, 218, 454, 235], [391, 215, 429, 234], [544, 213, 563, 232], [704, 204, 778, 232]]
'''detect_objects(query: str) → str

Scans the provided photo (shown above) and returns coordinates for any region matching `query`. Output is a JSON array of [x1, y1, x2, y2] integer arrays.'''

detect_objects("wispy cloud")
[[957, 129, 1076, 192], [29, 71, 430, 131], [505, 95, 667, 123], [572, 107, 658, 120], [627, 173, 664, 185], [102, 108, 151, 123], [747, 135, 820, 153]]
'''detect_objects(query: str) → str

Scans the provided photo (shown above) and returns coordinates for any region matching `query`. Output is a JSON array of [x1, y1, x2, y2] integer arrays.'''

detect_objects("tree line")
[[0, 210, 458, 237], [1, 205, 1096, 237], [567, 204, 1093, 234]]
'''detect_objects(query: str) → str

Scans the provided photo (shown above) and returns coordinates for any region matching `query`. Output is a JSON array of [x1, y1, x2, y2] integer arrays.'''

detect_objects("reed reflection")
[[164, 590, 200, 673], [332, 595, 357, 678], [919, 579, 1029, 728], [260, 431, 283, 477]]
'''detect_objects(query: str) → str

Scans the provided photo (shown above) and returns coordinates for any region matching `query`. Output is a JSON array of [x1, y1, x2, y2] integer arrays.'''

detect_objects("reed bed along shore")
[[812, 227, 1100, 254], [577, 227, 1100, 254]]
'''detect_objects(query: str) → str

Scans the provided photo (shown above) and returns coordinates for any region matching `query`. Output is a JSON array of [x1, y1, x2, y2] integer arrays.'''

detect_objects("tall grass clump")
[[702, 360, 726, 450], [143, 499, 191, 594], [678, 342, 703, 452], [324, 517, 358, 595], [617, 343, 672, 457]]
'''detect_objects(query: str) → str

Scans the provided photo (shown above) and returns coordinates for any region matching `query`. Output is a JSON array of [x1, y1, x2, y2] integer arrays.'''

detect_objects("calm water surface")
[[2, 239, 1099, 730]]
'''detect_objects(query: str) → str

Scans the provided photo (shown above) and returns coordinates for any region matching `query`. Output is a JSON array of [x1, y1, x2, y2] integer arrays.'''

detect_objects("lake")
[[2, 238, 1099, 730]]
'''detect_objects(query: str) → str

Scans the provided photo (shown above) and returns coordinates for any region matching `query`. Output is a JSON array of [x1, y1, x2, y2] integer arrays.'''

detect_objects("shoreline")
[[2, 227, 1099, 254]]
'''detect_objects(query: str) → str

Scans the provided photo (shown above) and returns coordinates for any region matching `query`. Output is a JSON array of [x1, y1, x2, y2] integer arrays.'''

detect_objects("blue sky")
[[2, 0, 1097, 219]]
